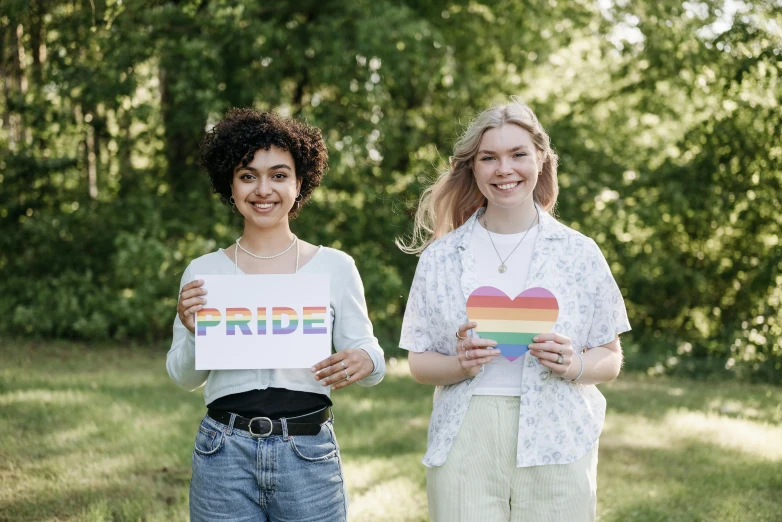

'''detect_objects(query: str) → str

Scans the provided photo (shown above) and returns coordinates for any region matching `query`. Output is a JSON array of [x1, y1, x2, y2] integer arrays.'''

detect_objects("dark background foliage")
[[1, 0, 780, 380]]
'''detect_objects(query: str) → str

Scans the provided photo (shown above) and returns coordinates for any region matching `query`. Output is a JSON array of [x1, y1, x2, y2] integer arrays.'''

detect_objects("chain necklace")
[[235, 235, 297, 260], [484, 206, 539, 274]]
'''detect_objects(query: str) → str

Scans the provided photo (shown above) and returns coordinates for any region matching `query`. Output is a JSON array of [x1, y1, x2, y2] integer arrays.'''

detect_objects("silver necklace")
[[235, 235, 297, 260], [484, 207, 539, 274]]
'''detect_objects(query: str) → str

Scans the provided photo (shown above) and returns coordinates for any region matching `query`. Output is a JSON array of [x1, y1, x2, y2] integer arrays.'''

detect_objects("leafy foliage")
[[1, 1, 780, 379]]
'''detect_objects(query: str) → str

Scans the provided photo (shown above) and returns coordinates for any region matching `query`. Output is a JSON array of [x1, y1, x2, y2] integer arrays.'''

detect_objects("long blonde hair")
[[398, 100, 559, 254]]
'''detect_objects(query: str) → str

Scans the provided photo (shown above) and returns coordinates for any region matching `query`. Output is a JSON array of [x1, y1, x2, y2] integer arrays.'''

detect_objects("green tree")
[[1, 0, 780, 379]]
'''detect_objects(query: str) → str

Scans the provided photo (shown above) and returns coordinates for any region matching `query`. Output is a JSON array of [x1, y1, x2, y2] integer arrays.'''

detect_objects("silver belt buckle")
[[248, 416, 273, 438]]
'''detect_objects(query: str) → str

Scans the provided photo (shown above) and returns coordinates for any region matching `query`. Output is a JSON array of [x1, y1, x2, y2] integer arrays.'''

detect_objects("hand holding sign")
[[178, 279, 207, 333], [311, 349, 375, 390]]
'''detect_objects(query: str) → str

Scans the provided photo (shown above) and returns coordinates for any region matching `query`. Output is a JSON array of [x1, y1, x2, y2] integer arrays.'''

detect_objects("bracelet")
[[570, 350, 585, 382]]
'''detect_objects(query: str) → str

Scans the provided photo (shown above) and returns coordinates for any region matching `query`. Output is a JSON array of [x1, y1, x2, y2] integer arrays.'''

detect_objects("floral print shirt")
[[399, 206, 631, 468]]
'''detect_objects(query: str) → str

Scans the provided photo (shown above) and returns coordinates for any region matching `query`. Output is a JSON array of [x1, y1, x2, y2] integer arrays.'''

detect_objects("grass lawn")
[[1, 340, 781, 521]]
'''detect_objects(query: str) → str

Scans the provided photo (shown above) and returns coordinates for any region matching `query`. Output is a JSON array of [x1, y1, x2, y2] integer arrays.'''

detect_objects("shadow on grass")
[[598, 440, 782, 521], [601, 375, 782, 425], [0, 480, 186, 522]]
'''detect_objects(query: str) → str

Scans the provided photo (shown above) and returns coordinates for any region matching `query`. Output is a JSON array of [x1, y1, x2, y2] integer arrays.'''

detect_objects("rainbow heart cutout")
[[466, 286, 559, 362]]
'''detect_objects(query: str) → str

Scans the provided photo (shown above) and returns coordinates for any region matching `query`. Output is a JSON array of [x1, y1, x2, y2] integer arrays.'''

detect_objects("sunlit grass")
[[604, 410, 782, 460], [1, 341, 781, 521]]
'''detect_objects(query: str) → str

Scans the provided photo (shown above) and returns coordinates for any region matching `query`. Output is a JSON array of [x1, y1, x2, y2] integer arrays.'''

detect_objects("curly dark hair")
[[199, 108, 328, 217]]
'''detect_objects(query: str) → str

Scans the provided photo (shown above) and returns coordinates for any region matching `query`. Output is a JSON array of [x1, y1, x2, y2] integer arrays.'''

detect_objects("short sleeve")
[[399, 248, 435, 352], [584, 239, 631, 348]]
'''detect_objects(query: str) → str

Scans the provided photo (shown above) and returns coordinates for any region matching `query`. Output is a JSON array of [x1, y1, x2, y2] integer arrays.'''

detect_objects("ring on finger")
[[556, 353, 564, 364], [340, 360, 346, 370], [343, 369, 351, 381], [465, 350, 472, 360], [455, 330, 466, 340]]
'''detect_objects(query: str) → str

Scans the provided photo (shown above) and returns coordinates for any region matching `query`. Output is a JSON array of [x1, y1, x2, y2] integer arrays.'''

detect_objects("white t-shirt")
[[471, 220, 539, 396]]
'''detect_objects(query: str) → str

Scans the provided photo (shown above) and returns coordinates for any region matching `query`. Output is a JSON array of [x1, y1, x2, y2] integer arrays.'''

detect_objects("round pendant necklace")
[[484, 207, 539, 274], [235, 235, 297, 259]]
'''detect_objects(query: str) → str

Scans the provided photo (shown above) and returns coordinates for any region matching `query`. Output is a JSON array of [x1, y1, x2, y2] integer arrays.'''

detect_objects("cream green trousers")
[[427, 396, 598, 522]]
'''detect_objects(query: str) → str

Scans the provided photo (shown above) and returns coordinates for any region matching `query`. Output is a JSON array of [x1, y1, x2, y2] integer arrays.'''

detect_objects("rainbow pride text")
[[196, 306, 328, 336]]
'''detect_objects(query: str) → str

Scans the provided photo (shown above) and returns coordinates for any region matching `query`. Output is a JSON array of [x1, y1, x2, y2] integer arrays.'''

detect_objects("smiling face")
[[231, 146, 301, 229], [472, 124, 540, 212]]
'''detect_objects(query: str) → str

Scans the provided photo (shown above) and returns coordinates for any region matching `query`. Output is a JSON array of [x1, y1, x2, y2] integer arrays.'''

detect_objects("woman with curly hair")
[[399, 100, 630, 521], [167, 108, 385, 521]]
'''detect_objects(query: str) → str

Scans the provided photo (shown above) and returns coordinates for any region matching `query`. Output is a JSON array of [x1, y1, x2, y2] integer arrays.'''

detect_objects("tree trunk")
[[86, 124, 98, 199], [159, 63, 206, 203], [0, 19, 11, 146], [30, 0, 44, 85]]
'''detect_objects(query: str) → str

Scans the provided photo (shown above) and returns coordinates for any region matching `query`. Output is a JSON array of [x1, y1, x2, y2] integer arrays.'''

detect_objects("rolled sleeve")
[[584, 239, 632, 348]]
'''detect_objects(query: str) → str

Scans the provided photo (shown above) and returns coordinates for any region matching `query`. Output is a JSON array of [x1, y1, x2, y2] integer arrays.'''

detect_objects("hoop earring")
[[294, 193, 303, 209], [229, 196, 236, 213]]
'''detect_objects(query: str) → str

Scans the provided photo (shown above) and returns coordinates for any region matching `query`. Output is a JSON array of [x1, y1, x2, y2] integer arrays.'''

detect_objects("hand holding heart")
[[455, 321, 500, 378], [529, 332, 575, 377], [466, 286, 559, 362], [464, 286, 575, 378]]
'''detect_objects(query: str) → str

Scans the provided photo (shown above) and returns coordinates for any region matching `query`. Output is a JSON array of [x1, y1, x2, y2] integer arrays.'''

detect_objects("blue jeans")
[[189, 413, 348, 522]]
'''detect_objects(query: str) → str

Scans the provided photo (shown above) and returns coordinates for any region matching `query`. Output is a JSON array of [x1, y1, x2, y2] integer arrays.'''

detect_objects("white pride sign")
[[194, 274, 331, 370]]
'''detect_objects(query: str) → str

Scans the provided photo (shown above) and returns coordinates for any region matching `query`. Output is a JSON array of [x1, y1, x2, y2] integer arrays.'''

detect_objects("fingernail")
[[533, 336, 539, 342], [321, 382, 328, 386], [310, 366, 316, 372]]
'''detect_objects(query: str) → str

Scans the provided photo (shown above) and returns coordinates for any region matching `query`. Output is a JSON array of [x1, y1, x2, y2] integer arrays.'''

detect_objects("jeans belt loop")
[[248, 416, 273, 438], [227, 413, 236, 435], [280, 417, 289, 440]]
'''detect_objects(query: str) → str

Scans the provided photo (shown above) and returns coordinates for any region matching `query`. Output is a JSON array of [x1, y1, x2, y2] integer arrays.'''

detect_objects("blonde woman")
[[399, 100, 630, 522]]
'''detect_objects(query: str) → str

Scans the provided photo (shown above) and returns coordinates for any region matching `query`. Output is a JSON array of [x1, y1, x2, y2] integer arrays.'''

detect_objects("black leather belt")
[[207, 407, 331, 438]]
